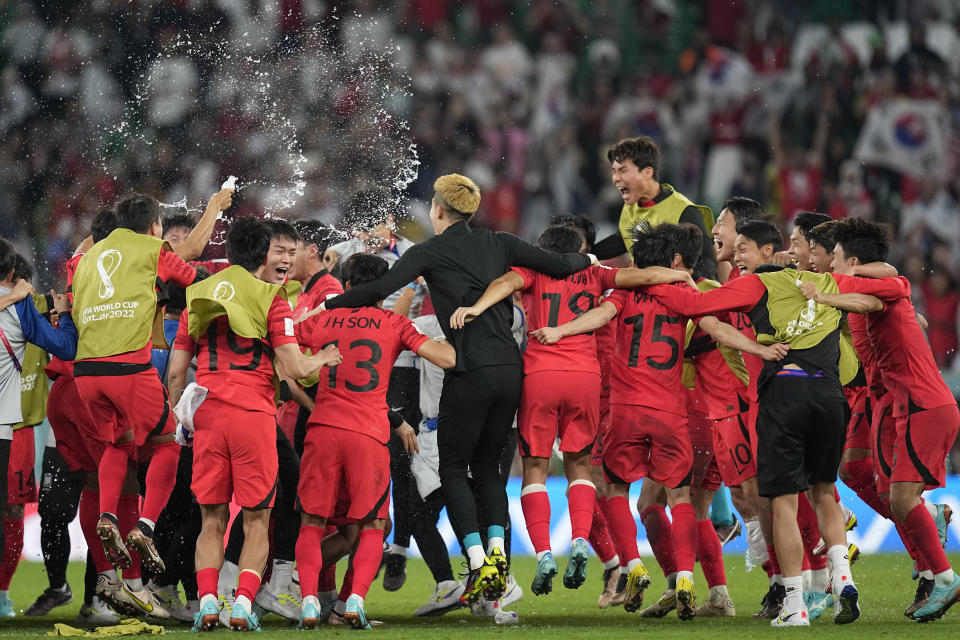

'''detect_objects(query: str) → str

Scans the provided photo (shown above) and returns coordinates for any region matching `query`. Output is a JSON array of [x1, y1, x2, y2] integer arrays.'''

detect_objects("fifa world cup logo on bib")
[[213, 281, 236, 302], [97, 250, 122, 299]]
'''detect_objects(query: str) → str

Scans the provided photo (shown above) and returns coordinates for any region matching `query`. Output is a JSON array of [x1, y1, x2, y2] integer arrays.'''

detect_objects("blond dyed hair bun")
[[433, 174, 481, 215]]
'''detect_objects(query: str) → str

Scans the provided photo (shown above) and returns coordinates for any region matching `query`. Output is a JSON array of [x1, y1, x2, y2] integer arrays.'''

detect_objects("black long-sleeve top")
[[324, 220, 591, 372]]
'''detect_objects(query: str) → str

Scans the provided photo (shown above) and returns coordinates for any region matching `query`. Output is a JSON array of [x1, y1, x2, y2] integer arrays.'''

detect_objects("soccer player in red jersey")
[[531, 223, 788, 620], [450, 224, 692, 598], [167, 217, 341, 631], [802, 218, 960, 622], [293, 253, 455, 630]]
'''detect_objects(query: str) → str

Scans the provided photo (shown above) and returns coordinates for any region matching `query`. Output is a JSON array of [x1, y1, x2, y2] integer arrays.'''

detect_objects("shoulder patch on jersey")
[[284, 317, 294, 336]]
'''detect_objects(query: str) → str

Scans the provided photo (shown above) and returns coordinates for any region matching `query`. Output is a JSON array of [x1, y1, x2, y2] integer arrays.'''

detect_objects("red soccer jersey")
[[847, 312, 882, 399], [596, 314, 617, 401], [300, 306, 429, 443], [865, 296, 955, 415], [173, 296, 297, 414], [512, 265, 619, 375], [688, 325, 742, 420], [293, 271, 344, 337], [606, 283, 689, 416]]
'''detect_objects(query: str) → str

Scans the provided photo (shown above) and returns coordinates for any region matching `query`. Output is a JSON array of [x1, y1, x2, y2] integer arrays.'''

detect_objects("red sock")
[[318, 564, 337, 593], [669, 503, 697, 574], [79, 490, 112, 572], [797, 494, 821, 565], [801, 550, 811, 572], [349, 529, 384, 599], [567, 482, 596, 542], [197, 567, 219, 599], [520, 486, 551, 554], [895, 519, 929, 571], [338, 567, 353, 602], [0, 517, 24, 590], [236, 569, 262, 602], [605, 496, 640, 564], [295, 525, 325, 598], [766, 544, 782, 576], [140, 442, 179, 523], [833, 486, 840, 502], [98, 442, 134, 516], [640, 505, 677, 577], [118, 494, 141, 580], [588, 502, 617, 564], [844, 458, 892, 519], [697, 519, 726, 588], [904, 503, 951, 575]]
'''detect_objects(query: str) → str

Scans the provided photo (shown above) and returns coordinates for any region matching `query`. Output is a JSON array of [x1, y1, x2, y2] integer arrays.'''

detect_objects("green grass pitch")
[[1, 554, 959, 637]]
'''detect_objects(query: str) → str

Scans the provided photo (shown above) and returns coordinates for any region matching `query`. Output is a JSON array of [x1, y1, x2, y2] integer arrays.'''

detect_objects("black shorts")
[[756, 375, 847, 498]]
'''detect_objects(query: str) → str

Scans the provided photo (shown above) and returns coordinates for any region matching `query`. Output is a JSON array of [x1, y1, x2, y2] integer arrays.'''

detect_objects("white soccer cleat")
[[77, 596, 119, 627], [413, 580, 465, 617], [255, 560, 302, 621], [112, 583, 170, 619], [147, 582, 196, 623]]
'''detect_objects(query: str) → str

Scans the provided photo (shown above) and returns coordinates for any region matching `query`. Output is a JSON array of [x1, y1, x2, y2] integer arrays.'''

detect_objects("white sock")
[[487, 537, 505, 555], [772, 573, 783, 586], [536, 550, 551, 561], [234, 595, 252, 615], [0, 590, 8, 599], [124, 578, 143, 591], [934, 569, 956, 587], [139, 517, 156, 530], [920, 569, 934, 580], [676, 570, 694, 583], [827, 544, 854, 589], [302, 595, 320, 609], [709, 584, 729, 599], [811, 568, 830, 593], [389, 544, 408, 556], [618, 565, 628, 575], [781, 576, 805, 613], [626, 558, 643, 572], [466, 544, 487, 570], [200, 593, 218, 609], [924, 500, 938, 519], [802, 569, 811, 591], [350, 593, 364, 608], [603, 556, 619, 570], [101, 570, 118, 582]]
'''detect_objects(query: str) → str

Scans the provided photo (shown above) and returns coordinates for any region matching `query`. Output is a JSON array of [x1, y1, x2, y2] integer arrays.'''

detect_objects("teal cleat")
[[935, 504, 953, 547], [228, 603, 262, 632], [912, 572, 960, 623], [191, 599, 220, 632], [531, 552, 559, 596], [803, 591, 833, 621], [0, 594, 15, 618], [297, 598, 321, 630], [563, 538, 590, 589], [344, 595, 371, 630]]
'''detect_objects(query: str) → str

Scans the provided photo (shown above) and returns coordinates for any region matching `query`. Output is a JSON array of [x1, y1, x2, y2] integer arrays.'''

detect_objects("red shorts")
[[74, 369, 175, 446], [299, 425, 390, 522], [687, 409, 722, 492], [591, 396, 612, 467], [712, 409, 758, 487], [870, 393, 896, 494], [47, 376, 103, 473], [7, 427, 37, 504], [518, 370, 599, 458], [844, 387, 870, 451], [191, 399, 278, 509], [890, 403, 960, 490], [602, 404, 692, 488]]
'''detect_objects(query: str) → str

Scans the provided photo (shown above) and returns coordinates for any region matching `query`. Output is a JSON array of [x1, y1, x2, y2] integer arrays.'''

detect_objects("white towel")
[[173, 382, 208, 446]]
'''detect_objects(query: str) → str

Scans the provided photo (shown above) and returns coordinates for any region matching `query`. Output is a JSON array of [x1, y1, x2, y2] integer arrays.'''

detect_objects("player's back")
[[606, 284, 687, 416]]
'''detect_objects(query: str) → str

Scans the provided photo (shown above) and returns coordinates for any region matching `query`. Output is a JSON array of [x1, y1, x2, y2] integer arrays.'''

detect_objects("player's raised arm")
[[697, 315, 790, 362], [830, 272, 910, 302], [530, 301, 617, 345], [450, 270, 525, 330], [172, 188, 234, 261], [849, 262, 899, 278], [798, 281, 883, 313], [274, 341, 343, 380]]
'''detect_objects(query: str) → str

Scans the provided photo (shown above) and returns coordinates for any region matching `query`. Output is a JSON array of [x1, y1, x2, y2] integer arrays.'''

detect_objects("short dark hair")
[[91, 209, 118, 243], [537, 225, 584, 254], [807, 220, 839, 252], [736, 220, 782, 252], [115, 194, 161, 234], [630, 222, 674, 268], [161, 213, 195, 234], [833, 218, 889, 264], [550, 214, 597, 251], [722, 197, 765, 224], [607, 136, 660, 181], [753, 263, 786, 274], [658, 222, 702, 271], [226, 217, 271, 272], [12, 255, 32, 282], [167, 265, 209, 315], [0, 238, 15, 281], [793, 211, 832, 239], [344, 189, 393, 231], [342, 253, 388, 288], [263, 218, 299, 243], [294, 219, 336, 256]]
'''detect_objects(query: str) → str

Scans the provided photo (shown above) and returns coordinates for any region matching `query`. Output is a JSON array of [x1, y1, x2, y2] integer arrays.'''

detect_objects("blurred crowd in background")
[[1, 0, 959, 370]]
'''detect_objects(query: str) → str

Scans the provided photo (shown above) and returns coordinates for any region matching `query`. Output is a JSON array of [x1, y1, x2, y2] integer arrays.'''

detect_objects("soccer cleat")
[[609, 572, 628, 607], [754, 583, 785, 619], [97, 517, 132, 570], [803, 590, 833, 621], [77, 596, 119, 626], [297, 597, 320, 630], [413, 580, 465, 617], [563, 538, 590, 589], [343, 595, 371, 630], [501, 574, 523, 608], [383, 552, 407, 592], [833, 584, 861, 624], [848, 543, 861, 565], [622, 562, 652, 613], [639, 588, 676, 618], [125, 526, 165, 575], [531, 552, 559, 596], [460, 558, 500, 605], [25, 583, 73, 616], [112, 583, 170, 619], [771, 609, 810, 627], [906, 578, 934, 618], [696, 591, 735, 617], [675, 577, 696, 621], [191, 599, 221, 632], [912, 572, 960, 622], [95, 574, 121, 604], [715, 518, 742, 547], [149, 582, 195, 623], [0, 594, 15, 617], [487, 547, 509, 600], [843, 503, 857, 531], [228, 602, 262, 631], [254, 581, 302, 621], [218, 593, 235, 628], [598, 567, 620, 609], [935, 503, 953, 547]]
